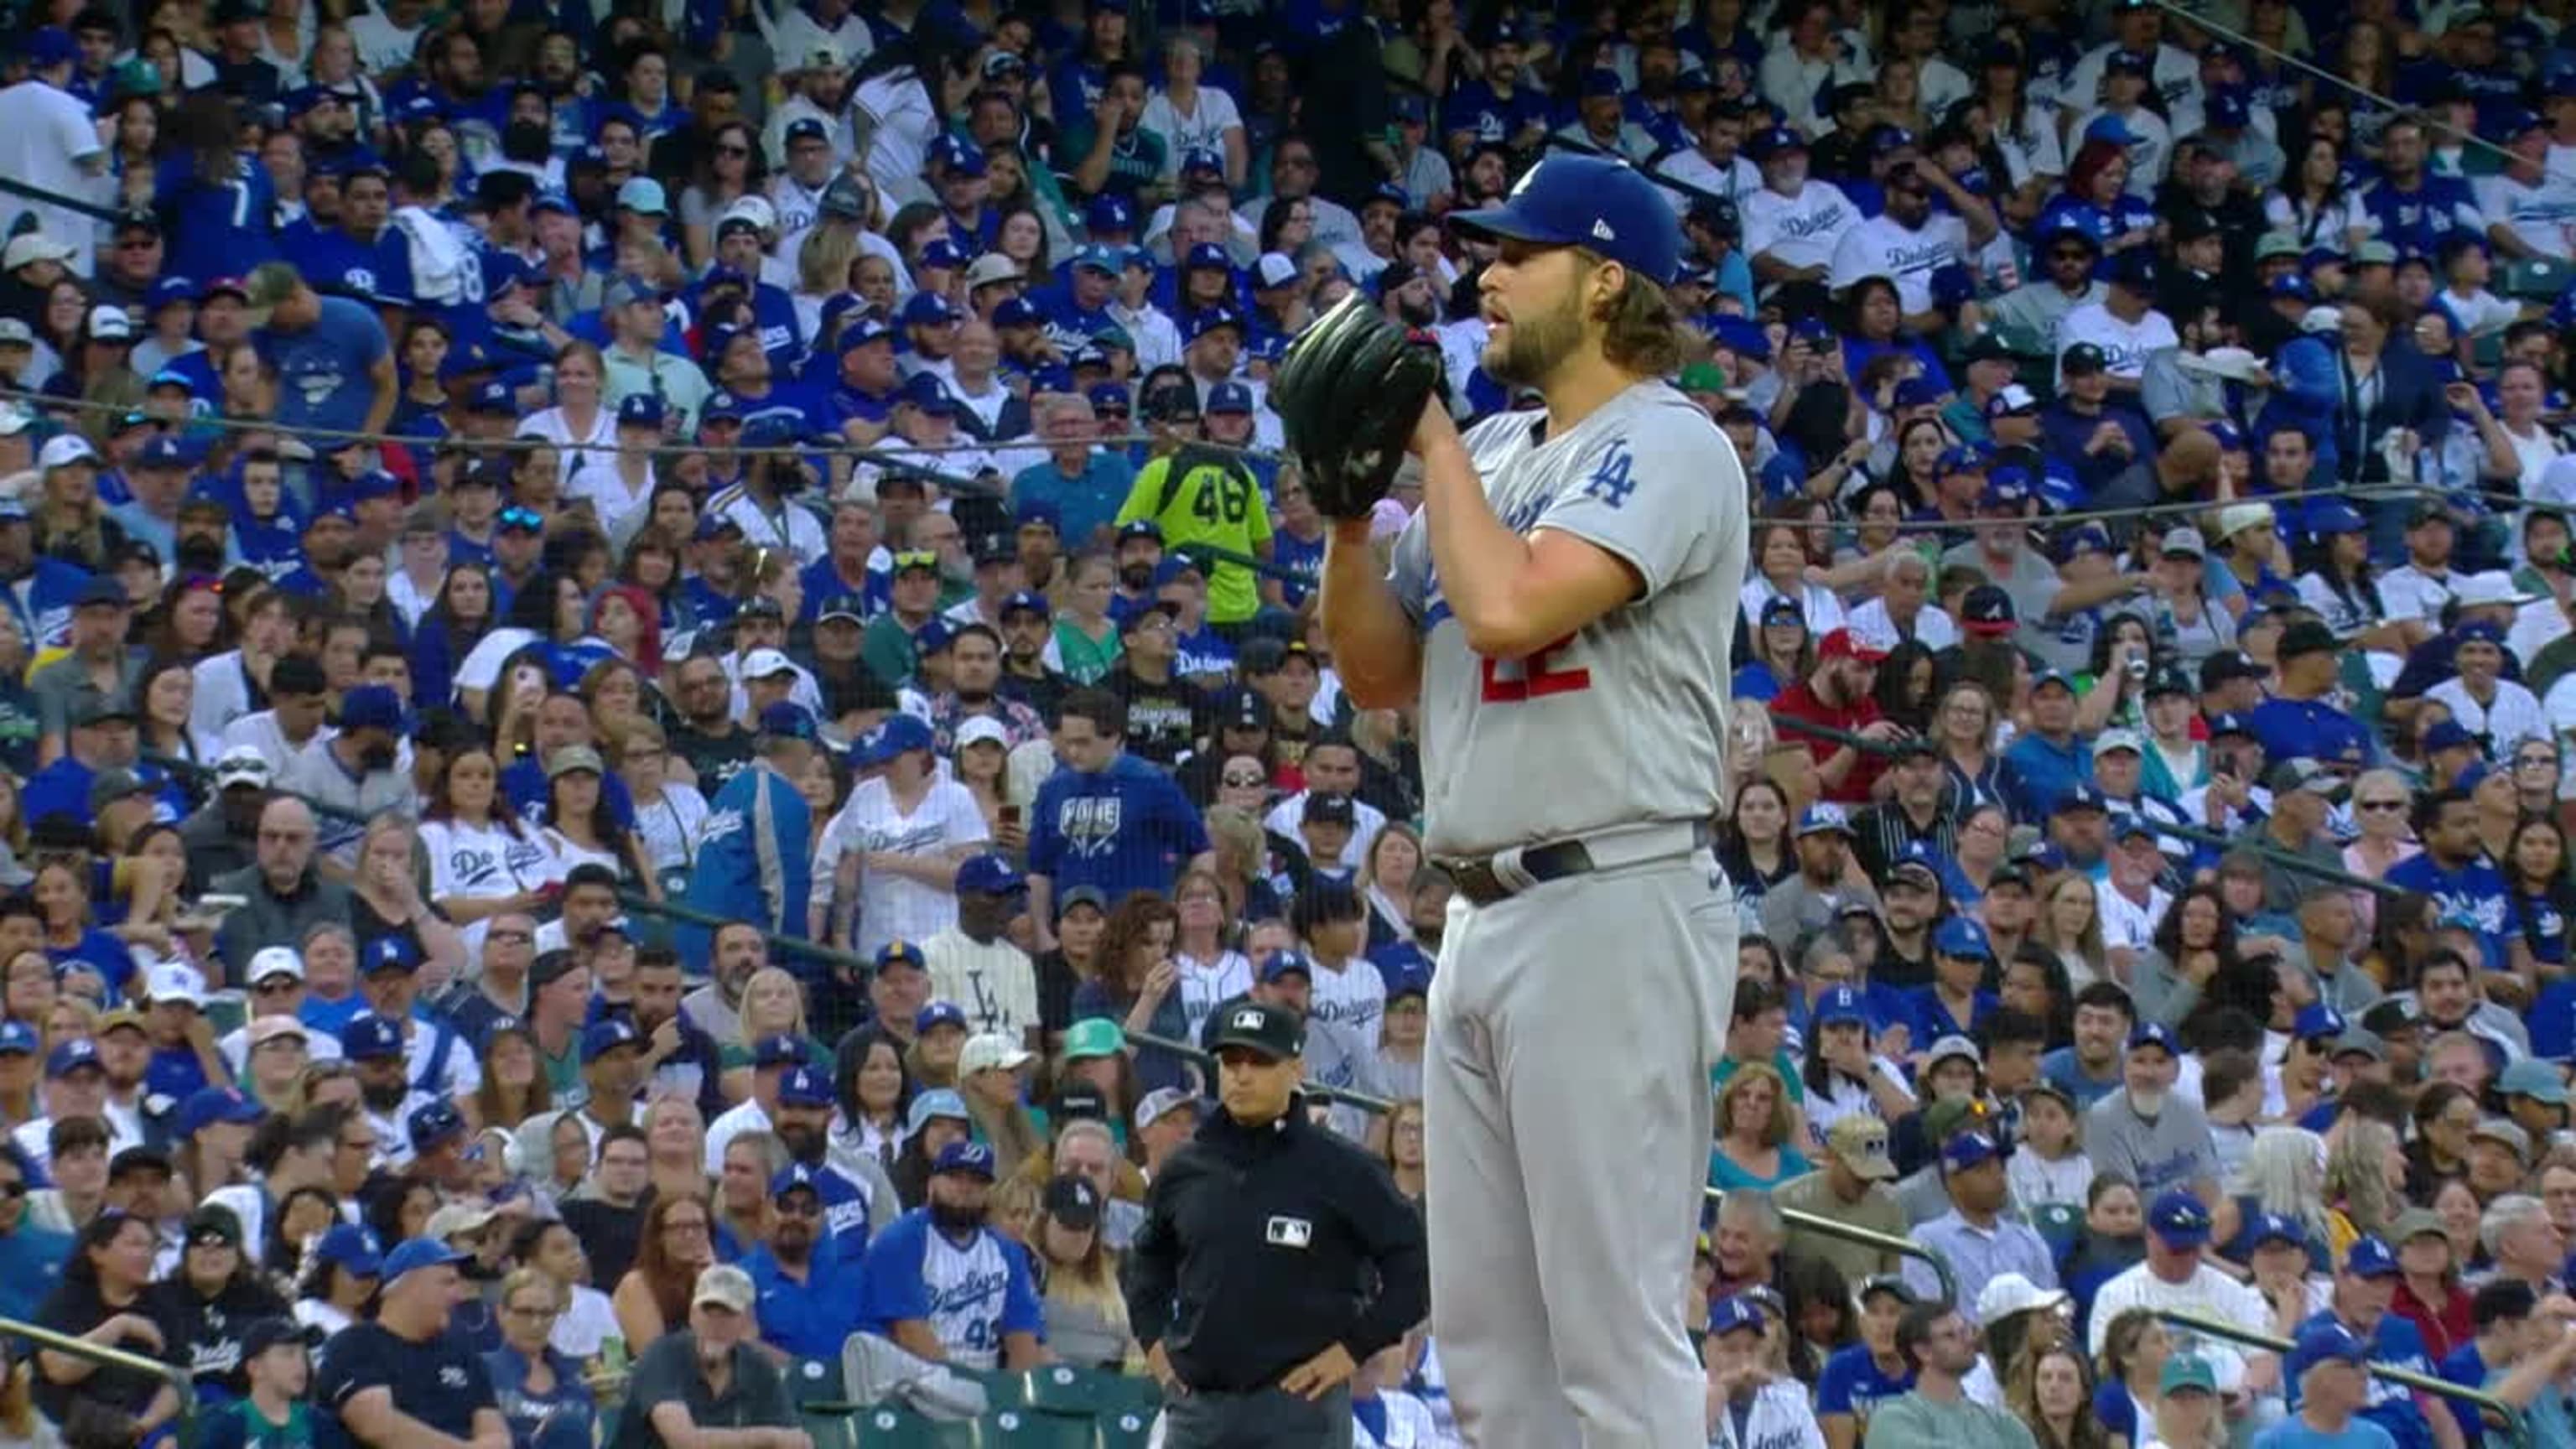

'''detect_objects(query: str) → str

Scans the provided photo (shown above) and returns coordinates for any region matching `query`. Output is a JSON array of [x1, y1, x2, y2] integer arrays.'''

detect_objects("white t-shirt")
[[2084, 1261, 2269, 1392], [2376, 564, 2458, 628], [1741, 576, 1847, 637], [2475, 173, 2576, 261], [856, 70, 941, 210], [190, 651, 259, 745], [2054, 302, 2180, 382], [0, 80, 105, 276], [632, 782, 711, 876], [1829, 212, 1971, 314], [1264, 792, 1386, 870], [820, 778, 989, 959], [1741, 180, 1857, 273], [1140, 86, 1242, 179], [1845, 598, 1958, 652]]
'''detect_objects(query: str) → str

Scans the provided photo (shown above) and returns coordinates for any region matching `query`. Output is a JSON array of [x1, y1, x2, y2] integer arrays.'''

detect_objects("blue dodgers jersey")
[[858, 1209, 1043, 1371], [1816, 1343, 1913, 1429]]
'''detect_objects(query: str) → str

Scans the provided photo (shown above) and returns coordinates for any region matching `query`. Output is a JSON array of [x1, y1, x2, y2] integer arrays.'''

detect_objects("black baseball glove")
[[1270, 292, 1445, 519]]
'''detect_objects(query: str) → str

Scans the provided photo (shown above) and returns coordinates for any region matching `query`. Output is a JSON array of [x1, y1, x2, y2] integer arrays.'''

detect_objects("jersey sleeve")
[[1530, 405, 1732, 601], [859, 1218, 931, 1327], [937, 783, 992, 850]]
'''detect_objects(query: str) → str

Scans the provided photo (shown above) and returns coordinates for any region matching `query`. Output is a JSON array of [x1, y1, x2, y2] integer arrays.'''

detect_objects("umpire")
[[1123, 1000, 1428, 1448]]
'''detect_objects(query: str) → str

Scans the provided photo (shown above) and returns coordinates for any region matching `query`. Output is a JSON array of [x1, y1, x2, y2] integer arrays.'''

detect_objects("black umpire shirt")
[[1124, 1093, 1428, 1394]]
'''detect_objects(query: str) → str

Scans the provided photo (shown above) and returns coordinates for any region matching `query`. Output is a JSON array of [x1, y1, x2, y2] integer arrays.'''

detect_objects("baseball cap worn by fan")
[[1825, 1114, 1898, 1181]]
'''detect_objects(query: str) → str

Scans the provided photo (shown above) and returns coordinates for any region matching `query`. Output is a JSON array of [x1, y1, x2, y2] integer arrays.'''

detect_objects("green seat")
[[850, 1404, 983, 1448], [954, 1365, 1029, 1410], [1016, 1364, 1115, 1417], [790, 1358, 848, 1405], [2473, 330, 2507, 371], [2506, 257, 2573, 303], [2029, 1202, 2085, 1254], [1089, 1401, 1159, 1449], [978, 1410, 1093, 1449]]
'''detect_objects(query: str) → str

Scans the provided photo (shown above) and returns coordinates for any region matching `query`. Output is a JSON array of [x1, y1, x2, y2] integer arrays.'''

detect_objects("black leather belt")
[[1439, 839, 1596, 907], [1436, 823, 1712, 908]]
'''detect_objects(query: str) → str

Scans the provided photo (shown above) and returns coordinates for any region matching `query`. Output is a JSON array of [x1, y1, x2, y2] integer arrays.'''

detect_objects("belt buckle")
[[1441, 855, 1506, 906]]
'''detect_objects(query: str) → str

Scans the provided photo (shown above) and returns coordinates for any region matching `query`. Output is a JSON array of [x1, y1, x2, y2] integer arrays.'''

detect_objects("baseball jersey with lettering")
[[1740, 180, 1857, 273], [859, 1208, 1045, 1370], [1388, 382, 1747, 854]]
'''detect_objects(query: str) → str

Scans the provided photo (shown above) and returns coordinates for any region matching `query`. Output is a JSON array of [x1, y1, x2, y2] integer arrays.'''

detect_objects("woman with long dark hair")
[[610, 1193, 714, 1353], [152, 91, 280, 281], [421, 745, 551, 939], [2133, 884, 2245, 1030], [2506, 817, 2576, 979], [1070, 893, 1192, 1095], [833, 1027, 914, 1171], [416, 562, 500, 710], [1872, 641, 1938, 738], [34, 1211, 181, 1435], [1718, 776, 1796, 898]]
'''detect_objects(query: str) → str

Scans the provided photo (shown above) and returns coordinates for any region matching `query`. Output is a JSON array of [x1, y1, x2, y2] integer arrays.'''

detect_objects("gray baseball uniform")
[[1386, 380, 1747, 1449]]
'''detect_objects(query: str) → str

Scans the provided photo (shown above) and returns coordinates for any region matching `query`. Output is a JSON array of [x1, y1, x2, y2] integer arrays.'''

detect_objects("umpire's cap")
[[1210, 1001, 1305, 1062], [1448, 153, 1681, 286]]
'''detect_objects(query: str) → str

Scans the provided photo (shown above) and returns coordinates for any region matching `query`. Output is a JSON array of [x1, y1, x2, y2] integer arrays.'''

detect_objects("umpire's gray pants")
[[1156, 1384, 1352, 1449], [1425, 849, 1737, 1449]]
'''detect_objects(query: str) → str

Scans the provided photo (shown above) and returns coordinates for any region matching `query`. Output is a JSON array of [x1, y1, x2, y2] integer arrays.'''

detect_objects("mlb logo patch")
[[1266, 1216, 1312, 1249], [1231, 1008, 1265, 1031]]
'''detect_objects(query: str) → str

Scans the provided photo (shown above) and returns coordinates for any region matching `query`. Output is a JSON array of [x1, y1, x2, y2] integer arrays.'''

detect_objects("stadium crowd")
[[8, 0, 2576, 1443]]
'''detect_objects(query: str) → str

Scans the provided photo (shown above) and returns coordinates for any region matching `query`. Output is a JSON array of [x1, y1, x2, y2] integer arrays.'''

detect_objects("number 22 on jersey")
[[1480, 635, 1589, 701]]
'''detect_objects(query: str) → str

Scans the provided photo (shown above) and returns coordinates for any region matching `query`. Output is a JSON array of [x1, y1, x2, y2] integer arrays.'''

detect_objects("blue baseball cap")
[[758, 701, 818, 740], [380, 1237, 468, 1280], [1259, 948, 1315, 984], [771, 1163, 828, 1201], [2052, 782, 2107, 816], [2343, 1235, 2401, 1278], [1449, 152, 1683, 285], [1813, 984, 1869, 1028], [901, 290, 958, 327], [1208, 380, 1254, 414], [933, 1140, 997, 1178], [2293, 1004, 2347, 1041], [2423, 719, 2476, 754], [177, 1087, 265, 1138], [469, 379, 516, 415], [314, 1223, 381, 1276], [993, 296, 1041, 330], [616, 393, 663, 428], [1084, 195, 1135, 236], [861, 711, 935, 764], [2246, 1213, 2308, 1251], [1934, 917, 1993, 961], [134, 434, 190, 470], [45, 1037, 101, 1078], [914, 1001, 968, 1037], [918, 238, 968, 271], [1796, 802, 1853, 837], [406, 1099, 465, 1149], [2148, 1188, 2213, 1245], [581, 1017, 643, 1062], [751, 1033, 808, 1069], [2129, 1021, 2181, 1057], [340, 683, 406, 735], [0, 1021, 37, 1057], [1941, 1131, 2004, 1173], [2309, 499, 2367, 535], [876, 939, 927, 974], [777, 1065, 833, 1108], [956, 853, 1025, 896], [340, 1013, 403, 1061], [899, 371, 958, 415], [1707, 1296, 1765, 1336], [2288, 1321, 2371, 1382]]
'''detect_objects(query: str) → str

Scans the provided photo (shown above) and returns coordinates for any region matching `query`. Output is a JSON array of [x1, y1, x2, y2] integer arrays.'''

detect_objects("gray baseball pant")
[[1424, 848, 1736, 1449]]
